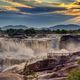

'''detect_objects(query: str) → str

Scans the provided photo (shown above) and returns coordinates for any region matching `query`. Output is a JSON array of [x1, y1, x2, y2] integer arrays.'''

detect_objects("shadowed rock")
[[60, 35, 80, 51], [26, 59, 57, 72], [23, 56, 69, 75]]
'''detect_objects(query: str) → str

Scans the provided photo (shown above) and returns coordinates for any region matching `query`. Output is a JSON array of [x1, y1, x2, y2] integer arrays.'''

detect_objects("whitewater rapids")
[[0, 36, 79, 60]]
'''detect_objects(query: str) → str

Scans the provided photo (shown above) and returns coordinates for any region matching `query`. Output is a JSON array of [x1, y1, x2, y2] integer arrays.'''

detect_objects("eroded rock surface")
[[0, 72, 23, 80]]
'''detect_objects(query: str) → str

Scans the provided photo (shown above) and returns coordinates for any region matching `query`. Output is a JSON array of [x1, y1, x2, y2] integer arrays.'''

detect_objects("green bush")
[[77, 59, 80, 64], [67, 68, 80, 80]]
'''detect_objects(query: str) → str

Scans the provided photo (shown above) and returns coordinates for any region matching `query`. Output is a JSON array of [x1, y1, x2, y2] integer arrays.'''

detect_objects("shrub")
[[77, 59, 80, 64], [67, 68, 80, 80]]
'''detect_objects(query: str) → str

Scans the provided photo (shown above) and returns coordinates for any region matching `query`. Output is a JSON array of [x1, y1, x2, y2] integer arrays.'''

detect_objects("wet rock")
[[23, 56, 70, 76], [23, 58, 57, 75], [3, 62, 26, 74], [60, 35, 80, 51], [0, 72, 23, 80]]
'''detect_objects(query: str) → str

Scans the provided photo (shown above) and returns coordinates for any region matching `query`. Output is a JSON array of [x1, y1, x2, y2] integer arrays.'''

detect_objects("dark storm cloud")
[[17, 7, 67, 13]]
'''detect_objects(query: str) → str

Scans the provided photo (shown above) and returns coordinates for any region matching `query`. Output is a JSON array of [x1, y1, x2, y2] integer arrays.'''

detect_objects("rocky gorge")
[[0, 34, 80, 80]]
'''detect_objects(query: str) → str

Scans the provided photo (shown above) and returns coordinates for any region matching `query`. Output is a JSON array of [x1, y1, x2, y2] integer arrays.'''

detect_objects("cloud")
[[1, 6, 20, 11], [65, 16, 80, 24], [0, 0, 80, 15], [0, 0, 33, 12], [2, 0, 33, 8], [34, 0, 43, 3]]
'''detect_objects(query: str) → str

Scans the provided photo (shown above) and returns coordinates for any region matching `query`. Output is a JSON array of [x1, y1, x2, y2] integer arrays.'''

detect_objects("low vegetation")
[[1, 28, 80, 38], [23, 63, 38, 80], [67, 68, 80, 80]]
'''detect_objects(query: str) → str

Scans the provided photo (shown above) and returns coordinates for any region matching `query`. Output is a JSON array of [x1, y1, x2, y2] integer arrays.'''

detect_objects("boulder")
[[24, 59, 57, 73]]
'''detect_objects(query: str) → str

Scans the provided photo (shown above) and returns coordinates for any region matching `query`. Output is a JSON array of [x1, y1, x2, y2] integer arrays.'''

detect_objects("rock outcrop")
[[1, 51, 80, 80], [0, 72, 23, 80], [60, 35, 80, 52]]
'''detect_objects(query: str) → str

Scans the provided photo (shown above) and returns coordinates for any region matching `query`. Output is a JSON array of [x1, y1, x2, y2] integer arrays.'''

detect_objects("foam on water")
[[0, 36, 79, 71], [0, 36, 79, 60], [0, 38, 35, 59]]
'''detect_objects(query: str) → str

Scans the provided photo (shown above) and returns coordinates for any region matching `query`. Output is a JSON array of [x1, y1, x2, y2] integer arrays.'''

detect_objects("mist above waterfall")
[[0, 35, 80, 72], [60, 35, 80, 52], [0, 37, 67, 60], [0, 38, 35, 59], [0, 35, 80, 60], [0, 38, 53, 60]]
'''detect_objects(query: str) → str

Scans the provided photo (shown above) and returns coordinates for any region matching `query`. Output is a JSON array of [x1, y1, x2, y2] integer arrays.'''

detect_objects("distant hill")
[[2, 25, 28, 30], [2, 24, 80, 30], [49, 24, 80, 30]]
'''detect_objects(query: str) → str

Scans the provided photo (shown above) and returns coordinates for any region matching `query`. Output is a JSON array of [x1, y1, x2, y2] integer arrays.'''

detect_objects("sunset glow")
[[0, 0, 80, 27]]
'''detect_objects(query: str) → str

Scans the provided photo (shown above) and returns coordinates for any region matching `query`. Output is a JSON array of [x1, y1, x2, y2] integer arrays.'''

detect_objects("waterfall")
[[51, 37, 61, 50], [60, 35, 80, 52], [0, 35, 79, 72], [0, 38, 35, 60], [0, 37, 62, 59], [0, 37, 62, 71]]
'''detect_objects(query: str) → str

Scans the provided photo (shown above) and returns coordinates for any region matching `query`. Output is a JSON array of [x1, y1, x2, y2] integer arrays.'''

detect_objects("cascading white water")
[[0, 37, 62, 60], [51, 37, 61, 50], [0, 35, 80, 72], [0, 36, 68, 71], [60, 35, 80, 53], [0, 38, 35, 60], [23, 38, 53, 56]]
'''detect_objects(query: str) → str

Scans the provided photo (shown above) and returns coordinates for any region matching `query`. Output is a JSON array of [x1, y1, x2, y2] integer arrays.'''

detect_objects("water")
[[0, 35, 79, 71], [0, 34, 80, 78], [0, 37, 61, 70], [60, 35, 80, 52], [0, 38, 34, 60]]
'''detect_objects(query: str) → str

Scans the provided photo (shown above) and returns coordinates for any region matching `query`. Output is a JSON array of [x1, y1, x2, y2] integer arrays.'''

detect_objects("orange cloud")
[[1, 6, 20, 11], [77, 0, 80, 2], [59, 2, 80, 9], [2, 0, 33, 8], [65, 16, 80, 24], [34, 0, 43, 3], [55, 9, 80, 16], [0, 0, 34, 13]]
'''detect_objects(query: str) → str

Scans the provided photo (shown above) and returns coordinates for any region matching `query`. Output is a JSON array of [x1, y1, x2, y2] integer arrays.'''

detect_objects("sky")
[[0, 0, 80, 28]]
